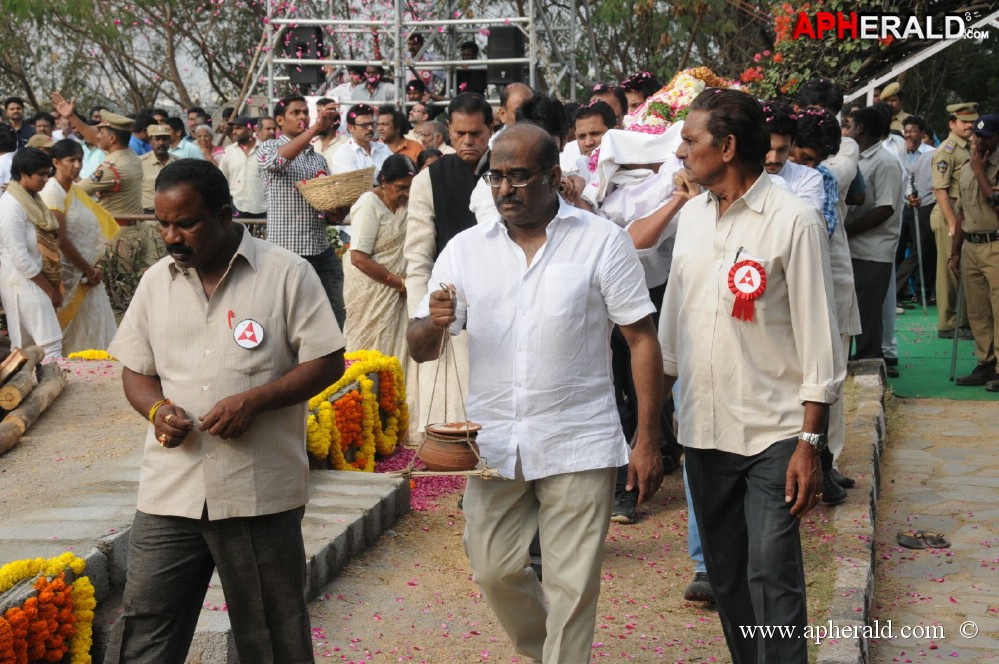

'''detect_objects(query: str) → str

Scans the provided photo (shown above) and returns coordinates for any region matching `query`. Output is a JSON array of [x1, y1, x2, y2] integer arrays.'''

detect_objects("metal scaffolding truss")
[[255, 0, 581, 109]]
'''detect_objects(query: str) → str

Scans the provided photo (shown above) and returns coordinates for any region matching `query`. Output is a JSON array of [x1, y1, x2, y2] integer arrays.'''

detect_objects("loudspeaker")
[[284, 27, 325, 86], [487, 26, 525, 86]]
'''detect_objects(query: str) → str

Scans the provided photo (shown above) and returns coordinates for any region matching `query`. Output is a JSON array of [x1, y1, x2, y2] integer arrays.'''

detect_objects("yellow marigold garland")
[[307, 350, 407, 471], [0, 553, 94, 664], [65, 350, 116, 361], [69, 577, 96, 664]]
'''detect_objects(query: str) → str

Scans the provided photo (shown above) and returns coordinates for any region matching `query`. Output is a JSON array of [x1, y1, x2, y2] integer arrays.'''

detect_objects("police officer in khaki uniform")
[[930, 102, 978, 338], [952, 114, 999, 390], [880, 82, 910, 135], [50, 92, 161, 271], [139, 124, 177, 213]]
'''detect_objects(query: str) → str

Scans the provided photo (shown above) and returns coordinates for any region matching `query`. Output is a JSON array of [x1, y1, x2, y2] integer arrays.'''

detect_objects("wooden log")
[[0, 347, 29, 386], [0, 346, 45, 410], [0, 363, 67, 456]]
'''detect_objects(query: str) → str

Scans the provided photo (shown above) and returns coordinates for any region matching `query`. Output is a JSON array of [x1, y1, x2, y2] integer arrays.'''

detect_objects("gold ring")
[[166, 413, 174, 424], [815, 493, 823, 499], [159, 434, 168, 444]]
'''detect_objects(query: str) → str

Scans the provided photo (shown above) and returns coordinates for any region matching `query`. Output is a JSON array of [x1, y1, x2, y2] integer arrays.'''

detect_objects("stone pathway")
[[870, 399, 999, 662]]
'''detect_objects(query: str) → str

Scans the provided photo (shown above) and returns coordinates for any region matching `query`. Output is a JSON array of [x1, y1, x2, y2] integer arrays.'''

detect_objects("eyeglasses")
[[483, 169, 545, 188], [352, 121, 375, 129]]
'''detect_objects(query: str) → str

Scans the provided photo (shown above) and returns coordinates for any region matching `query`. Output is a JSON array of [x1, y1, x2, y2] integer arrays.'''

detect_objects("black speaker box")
[[284, 26, 325, 86], [487, 26, 525, 86]]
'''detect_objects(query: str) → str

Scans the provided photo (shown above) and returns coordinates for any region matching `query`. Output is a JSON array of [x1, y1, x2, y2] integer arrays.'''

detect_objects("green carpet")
[[888, 304, 999, 400]]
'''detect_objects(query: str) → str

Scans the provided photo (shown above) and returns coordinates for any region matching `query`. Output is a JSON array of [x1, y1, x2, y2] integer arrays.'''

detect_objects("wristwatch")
[[798, 431, 828, 452]]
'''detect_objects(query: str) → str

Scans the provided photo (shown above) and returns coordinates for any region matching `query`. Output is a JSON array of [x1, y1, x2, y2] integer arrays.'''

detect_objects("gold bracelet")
[[148, 398, 172, 424]]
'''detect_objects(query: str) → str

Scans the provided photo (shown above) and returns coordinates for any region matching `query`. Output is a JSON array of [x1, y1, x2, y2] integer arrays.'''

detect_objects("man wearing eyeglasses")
[[330, 103, 391, 178], [407, 123, 664, 663]]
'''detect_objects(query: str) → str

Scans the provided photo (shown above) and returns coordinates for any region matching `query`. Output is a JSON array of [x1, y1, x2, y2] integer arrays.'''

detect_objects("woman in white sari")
[[0, 148, 64, 359], [342, 154, 415, 361], [39, 139, 118, 353]]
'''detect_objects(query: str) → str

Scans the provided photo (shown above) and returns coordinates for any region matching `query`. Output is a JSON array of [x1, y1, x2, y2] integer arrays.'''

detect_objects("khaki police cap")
[[147, 124, 172, 137], [880, 82, 901, 99], [946, 102, 979, 122], [96, 110, 135, 131], [26, 134, 55, 149]]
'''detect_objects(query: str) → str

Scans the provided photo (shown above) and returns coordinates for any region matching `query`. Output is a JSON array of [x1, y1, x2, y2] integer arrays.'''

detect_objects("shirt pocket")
[[223, 316, 279, 377], [728, 256, 773, 316], [543, 264, 590, 318]]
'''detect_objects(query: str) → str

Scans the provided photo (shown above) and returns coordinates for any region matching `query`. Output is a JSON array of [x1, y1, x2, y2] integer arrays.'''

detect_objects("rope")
[[389, 283, 501, 480]]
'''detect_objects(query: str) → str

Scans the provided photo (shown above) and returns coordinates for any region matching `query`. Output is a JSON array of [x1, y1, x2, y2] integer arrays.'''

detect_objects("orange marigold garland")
[[307, 350, 407, 471], [0, 553, 95, 664]]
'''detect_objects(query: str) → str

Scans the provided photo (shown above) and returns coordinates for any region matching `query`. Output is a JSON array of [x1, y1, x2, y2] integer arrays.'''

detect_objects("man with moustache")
[[258, 94, 345, 326], [660, 89, 842, 664], [331, 103, 391, 176], [408, 124, 663, 663], [255, 116, 277, 143], [219, 116, 267, 219], [931, 102, 979, 339], [105, 158, 344, 664], [139, 124, 177, 214]]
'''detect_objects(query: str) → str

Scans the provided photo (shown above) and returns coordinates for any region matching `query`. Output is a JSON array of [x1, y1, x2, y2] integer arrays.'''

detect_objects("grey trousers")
[[685, 439, 808, 664], [104, 506, 314, 664]]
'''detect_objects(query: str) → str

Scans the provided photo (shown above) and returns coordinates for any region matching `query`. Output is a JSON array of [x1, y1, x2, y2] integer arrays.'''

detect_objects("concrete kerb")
[[0, 463, 409, 664], [816, 359, 887, 664]]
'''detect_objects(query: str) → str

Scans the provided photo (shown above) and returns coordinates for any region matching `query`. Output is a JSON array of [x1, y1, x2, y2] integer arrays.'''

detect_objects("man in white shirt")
[[330, 103, 391, 177], [418, 120, 454, 155], [408, 124, 664, 664], [763, 100, 825, 210], [218, 116, 267, 218], [660, 89, 842, 664]]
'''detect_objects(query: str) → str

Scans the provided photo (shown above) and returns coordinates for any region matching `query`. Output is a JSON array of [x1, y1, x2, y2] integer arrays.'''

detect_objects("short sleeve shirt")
[[846, 142, 904, 263], [931, 132, 970, 197], [957, 148, 999, 233], [414, 200, 655, 481], [109, 228, 345, 520], [78, 148, 144, 216], [257, 135, 331, 256]]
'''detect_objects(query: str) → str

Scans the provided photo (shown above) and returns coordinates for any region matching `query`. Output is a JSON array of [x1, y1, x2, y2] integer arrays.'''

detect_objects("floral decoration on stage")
[[0, 552, 96, 664], [307, 350, 407, 472]]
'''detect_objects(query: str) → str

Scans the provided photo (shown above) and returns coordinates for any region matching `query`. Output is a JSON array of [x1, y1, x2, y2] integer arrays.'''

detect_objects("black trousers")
[[895, 203, 936, 298], [104, 507, 314, 664], [851, 258, 893, 359], [685, 440, 808, 664]]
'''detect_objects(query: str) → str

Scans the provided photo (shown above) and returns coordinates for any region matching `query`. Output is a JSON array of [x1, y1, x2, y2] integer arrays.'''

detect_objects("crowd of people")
[[1, 57, 998, 664]]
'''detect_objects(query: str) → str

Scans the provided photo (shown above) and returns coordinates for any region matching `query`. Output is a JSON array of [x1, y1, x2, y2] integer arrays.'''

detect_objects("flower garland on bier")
[[583, 66, 739, 208], [623, 66, 737, 135], [0, 553, 96, 664], [306, 350, 408, 472]]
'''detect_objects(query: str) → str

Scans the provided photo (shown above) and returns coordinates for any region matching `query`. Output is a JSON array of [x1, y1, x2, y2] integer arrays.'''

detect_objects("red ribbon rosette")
[[728, 259, 767, 322]]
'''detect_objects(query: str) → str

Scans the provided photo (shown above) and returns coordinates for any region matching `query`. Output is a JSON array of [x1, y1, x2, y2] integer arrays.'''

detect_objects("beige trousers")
[[931, 206, 968, 330], [462, 459, 615, 664], [961, 240, 999, 365]]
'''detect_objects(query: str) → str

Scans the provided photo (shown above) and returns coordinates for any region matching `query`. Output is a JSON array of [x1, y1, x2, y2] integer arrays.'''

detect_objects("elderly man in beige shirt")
[[659, 90, 843, 664], [106, 159, 344, 664]]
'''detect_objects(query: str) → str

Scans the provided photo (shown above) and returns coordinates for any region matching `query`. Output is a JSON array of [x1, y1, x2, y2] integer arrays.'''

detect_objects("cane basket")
[[296, 167, 374, 211]]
